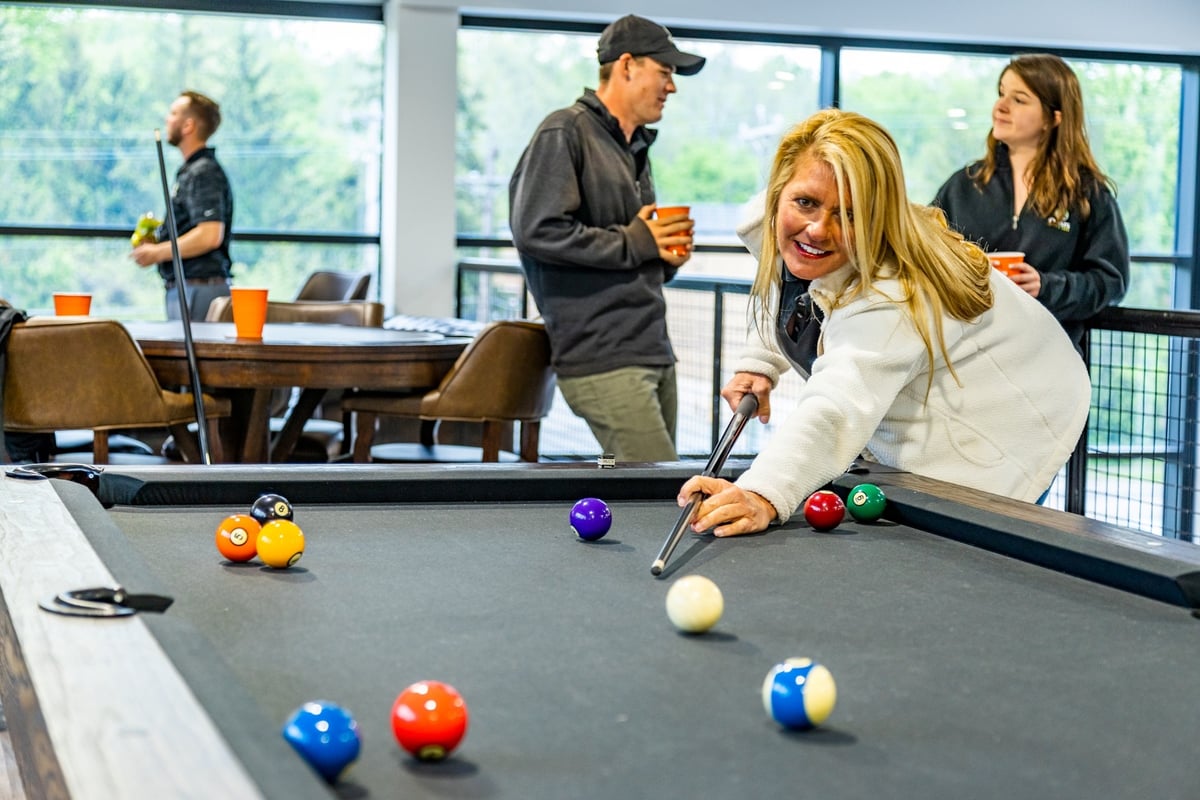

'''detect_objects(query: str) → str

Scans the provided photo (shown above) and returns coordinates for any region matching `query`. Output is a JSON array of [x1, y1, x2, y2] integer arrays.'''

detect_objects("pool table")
[[2, 461, 1199, 800]]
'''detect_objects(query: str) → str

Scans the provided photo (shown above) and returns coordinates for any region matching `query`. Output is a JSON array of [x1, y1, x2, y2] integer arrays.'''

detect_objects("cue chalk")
[[651, 393, 758, 577]]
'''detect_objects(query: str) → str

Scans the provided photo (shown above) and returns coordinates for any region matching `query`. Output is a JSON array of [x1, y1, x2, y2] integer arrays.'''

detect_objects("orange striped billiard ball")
[[215, 514, 261, 563], [256, 519, 305, 569]]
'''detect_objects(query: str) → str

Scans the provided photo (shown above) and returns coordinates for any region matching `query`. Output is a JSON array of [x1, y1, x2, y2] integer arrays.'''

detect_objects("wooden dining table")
[[124, 320, 471, 463]]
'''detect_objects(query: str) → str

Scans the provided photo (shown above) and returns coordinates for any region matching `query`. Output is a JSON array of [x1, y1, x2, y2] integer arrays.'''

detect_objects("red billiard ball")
[[391, 680, 469, 761], [215, 514, 260, 562], [803, 490, 845, 531]]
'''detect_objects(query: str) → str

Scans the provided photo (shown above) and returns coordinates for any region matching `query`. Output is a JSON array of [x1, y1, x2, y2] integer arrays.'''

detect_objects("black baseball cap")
[[596, 15, 706, 76]]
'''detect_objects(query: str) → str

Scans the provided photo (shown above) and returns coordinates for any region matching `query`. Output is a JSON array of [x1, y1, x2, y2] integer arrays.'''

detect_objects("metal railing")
[[458, 258, 1200, 542]]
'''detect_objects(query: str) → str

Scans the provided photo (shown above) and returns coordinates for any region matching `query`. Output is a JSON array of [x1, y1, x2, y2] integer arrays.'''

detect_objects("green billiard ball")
[[847, 483, 887, 522]]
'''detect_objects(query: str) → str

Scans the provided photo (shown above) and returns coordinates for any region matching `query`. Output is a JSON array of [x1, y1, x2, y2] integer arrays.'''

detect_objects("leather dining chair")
[[342, 319, 556, 463], [2, 317, 230, 464], [293, 270, 372, 302], [205, 298, 384, 327]]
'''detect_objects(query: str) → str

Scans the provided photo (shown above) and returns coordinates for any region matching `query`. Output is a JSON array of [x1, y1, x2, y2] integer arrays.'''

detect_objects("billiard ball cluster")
[[214, 493, 305, 569], [802, 483, 887, 531]]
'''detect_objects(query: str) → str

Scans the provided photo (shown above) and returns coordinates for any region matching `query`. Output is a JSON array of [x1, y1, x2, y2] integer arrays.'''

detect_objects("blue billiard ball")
[[761, 658, 837, 730], [570, 497, 612, 541], [282, 700, 361, 783]]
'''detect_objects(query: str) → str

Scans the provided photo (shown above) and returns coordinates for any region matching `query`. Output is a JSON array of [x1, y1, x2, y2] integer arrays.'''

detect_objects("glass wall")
[[0, 6, 383, 318], [455, 21, 1196, 470], [456, 27, 822, 280], [842, 48, 1182, 307]]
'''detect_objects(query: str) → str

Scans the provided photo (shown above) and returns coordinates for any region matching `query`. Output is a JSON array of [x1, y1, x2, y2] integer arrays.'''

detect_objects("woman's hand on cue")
[[678, 476, 777, 537], [721, 372, 773, 424]]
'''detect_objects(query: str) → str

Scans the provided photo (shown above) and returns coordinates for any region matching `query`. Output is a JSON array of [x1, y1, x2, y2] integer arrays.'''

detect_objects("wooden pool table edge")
[[0, 477, 272, 800]]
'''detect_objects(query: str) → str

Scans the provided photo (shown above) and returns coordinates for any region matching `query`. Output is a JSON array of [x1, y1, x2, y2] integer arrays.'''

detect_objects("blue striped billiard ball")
[[282, 700, 361, 783], [762, 658, 837, 730], [570, 497, 612, 540]]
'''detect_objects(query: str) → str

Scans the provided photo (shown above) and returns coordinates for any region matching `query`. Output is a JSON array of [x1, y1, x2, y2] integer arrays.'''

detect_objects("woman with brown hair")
[[933, 53, 1130, 350]]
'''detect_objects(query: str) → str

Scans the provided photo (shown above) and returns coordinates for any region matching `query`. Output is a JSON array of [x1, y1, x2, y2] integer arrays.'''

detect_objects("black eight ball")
[[250, 493, 294, 524]]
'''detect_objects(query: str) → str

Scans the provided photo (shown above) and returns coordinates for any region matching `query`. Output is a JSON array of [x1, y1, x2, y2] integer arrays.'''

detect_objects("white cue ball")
[[665, 574, 724, 633]]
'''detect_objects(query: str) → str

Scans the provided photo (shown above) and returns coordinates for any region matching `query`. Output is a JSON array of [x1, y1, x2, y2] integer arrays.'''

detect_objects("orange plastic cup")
[[230, 287, 269, 339], [53, 292, 92, 316], [655, 205, 692, 257], [988, 251, 1025, 278]]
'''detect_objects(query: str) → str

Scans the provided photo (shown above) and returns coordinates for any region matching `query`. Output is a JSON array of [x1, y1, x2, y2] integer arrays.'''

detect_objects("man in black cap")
[[509, 15, 705, 463]]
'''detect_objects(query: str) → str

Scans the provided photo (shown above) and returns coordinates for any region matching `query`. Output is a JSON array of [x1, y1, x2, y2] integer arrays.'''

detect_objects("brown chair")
[[205, 297, 384, 327], [294, 270, 372, 302], [2, 317, 230, 464], [343, 319, 556, 463]]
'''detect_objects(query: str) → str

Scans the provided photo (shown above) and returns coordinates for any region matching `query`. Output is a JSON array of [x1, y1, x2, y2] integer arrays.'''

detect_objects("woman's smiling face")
[[775, 153, 852, 281]]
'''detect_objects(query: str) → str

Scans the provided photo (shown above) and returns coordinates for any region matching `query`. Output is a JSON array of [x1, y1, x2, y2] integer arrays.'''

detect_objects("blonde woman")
[[679, 109, 1090, 537]]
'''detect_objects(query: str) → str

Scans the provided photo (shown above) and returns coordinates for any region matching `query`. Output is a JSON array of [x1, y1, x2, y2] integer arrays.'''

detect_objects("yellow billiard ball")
[[256, 519, 305, 569]]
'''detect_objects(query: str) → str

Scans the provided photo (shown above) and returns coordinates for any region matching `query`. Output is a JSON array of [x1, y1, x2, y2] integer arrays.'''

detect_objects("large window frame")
[[0, 2, 386, 318], [457, 15, 1200, 307]]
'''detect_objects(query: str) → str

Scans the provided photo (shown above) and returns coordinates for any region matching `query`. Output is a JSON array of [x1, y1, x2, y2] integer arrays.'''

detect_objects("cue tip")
[[650, 560, 664, 576], [154, 128, 161, 142]]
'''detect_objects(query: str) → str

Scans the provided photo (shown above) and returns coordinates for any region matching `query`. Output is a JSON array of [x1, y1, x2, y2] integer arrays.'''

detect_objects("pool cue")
[[651, 392, 759, 576], [155, 129, 213, 465]]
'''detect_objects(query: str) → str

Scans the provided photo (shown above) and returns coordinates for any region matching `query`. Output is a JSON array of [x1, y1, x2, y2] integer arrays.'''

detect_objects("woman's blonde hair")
[[750, 108, 993, 387]]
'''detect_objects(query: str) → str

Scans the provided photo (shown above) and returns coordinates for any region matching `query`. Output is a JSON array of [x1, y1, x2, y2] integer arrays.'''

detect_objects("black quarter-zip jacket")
[[509, 90, 678, 377], [933, 144, 1129, 348]]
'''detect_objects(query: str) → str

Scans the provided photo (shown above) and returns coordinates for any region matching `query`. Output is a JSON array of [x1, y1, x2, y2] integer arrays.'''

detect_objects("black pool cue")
[[155, 129, 213, 464], [651, 393, 759, 576]]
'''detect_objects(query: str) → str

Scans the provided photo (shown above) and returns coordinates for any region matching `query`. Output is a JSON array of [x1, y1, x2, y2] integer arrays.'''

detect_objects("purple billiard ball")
[[282, 700, 362, 784], [570, 497, 612, 541]]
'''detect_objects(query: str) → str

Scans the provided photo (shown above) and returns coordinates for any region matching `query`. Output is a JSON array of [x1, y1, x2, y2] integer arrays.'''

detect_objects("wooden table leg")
[[239, 389, 275, 463], [269, 388, 328, 463]]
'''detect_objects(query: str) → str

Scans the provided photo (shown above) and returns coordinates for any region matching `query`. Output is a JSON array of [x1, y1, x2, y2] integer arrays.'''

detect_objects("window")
[[456, 26, 821, 279], [842, 48, 1183, 306], [0, 6, 383, 318]]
